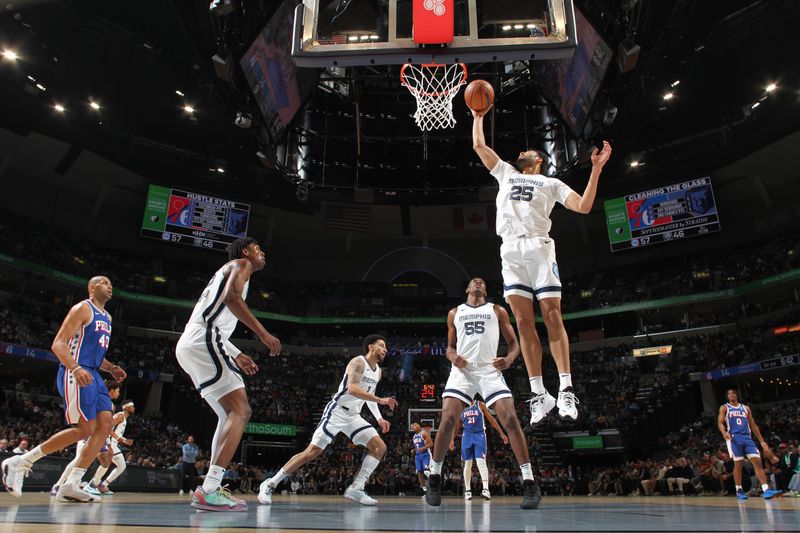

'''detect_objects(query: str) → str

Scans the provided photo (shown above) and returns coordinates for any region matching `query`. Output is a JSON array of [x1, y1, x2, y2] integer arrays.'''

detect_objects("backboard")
[[291, 0, 577, 67]]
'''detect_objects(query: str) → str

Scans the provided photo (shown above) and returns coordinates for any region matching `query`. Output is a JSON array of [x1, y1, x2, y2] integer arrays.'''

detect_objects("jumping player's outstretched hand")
[[380, 396, 399, 409], [110, 365, 127, 383], [235, 353, 259, 376], [492, 356, 512, 371], [471, 106, 492, 119], [260, 331, 282, 356], [591, 140, 612, 168], [378, 419, 391, 434]]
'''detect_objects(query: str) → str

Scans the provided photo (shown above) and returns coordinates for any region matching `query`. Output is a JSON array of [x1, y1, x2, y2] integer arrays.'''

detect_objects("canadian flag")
[[453, 206, 494, 231]]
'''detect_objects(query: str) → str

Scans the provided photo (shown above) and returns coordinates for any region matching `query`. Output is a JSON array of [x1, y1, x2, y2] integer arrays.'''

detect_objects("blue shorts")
[[56, 366, 112, 424], [727, 434, 760, 461], [415, 452, 431, 473], [461, 432, 487, 461]]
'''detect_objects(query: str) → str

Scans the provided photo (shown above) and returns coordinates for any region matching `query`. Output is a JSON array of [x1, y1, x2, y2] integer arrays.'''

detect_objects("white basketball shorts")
[[500, 236, 561, 301], [311, 405, 378, 449], [176, 324, 245, 402], [443, 364, 513, 407]]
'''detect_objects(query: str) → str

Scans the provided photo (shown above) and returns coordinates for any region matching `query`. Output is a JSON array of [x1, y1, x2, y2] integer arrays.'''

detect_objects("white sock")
[[520, 463, 534, 481], [92, 465, 109, 486], [761, 483, 769, 492], [269, 468, 288, 488], [430, 460, 443, 475], [463, 460, 473, 491], [66, 467, 86, 486], [352, 455, 380, 490], [476, 458, 489, 490], [559, 373, 572, 391], [21, 445, 45, 464], [530, 376, 546, 394], [736, 485, 743, 491], [202, 465, 225, 493]]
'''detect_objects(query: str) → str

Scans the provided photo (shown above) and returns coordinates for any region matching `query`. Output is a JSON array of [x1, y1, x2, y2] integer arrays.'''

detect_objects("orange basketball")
[[464, 79, 494, 112]]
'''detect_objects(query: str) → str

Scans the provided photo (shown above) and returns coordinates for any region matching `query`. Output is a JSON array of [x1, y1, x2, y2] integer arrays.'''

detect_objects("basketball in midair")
[[464, 79, 495, 112]]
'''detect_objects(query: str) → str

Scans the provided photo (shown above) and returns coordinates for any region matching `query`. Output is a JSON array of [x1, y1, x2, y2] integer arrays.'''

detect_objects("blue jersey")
[[67, 300, 112, 369], [413, 432, 428, 455], [726, 403, 751, 436], [461, 403, 485, 434]]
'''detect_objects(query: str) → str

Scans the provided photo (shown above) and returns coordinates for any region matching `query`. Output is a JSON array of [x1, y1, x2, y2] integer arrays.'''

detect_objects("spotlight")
[[765, 83, 777, 93], [234, 112, 253, 129], [513, 24, 524, 29], [209, 0, 235, 16], [662, 92, 674, 100], [53, 104, 65, 113], [348, 35, 359, 42], [526, 24, 535, 29], [751, 102, 760, 109], [89, 101, 101, 110], [369, 35, 379, 40], [183, 105, 195, 114], [35, 83, 46, 92], [2, 49, 18, 61], [216, 167, 225, 173], [630, 161, 641, 167], [670, 80, 680, 87], [501, 25, 511, 31], [175, 90, 185, 97]]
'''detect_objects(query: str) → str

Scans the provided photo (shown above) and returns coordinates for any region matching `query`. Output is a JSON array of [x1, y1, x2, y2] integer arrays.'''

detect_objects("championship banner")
[[605, 177, 720, 252]]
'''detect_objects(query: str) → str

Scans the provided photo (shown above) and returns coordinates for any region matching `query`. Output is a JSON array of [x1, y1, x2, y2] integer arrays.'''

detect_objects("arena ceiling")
[[0, 0, 798, 208]]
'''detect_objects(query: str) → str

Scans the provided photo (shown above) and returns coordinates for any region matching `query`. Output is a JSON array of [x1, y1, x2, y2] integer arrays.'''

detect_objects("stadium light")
[[765, 83, 777, 93], [502, 25, 511, 31], [175, 90, 185, 97], [670, 80, 680, 87], [2, 49, 18, 61], [183, 105, 195, 114], [662, 92, 674, 101], [89, 101, 101, 110], [53, 104, 65, 113], [513, 24, 524, 29]]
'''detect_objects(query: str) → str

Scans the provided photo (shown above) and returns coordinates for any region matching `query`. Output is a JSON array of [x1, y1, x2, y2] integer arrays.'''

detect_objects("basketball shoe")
[[344, 485, 377, 506], [557, 387, 579, 420], [481, 488, 491, 500], [2, 455, 31, 497], [56, 483, 100, 503], [528, 393, 556, 425], [521, 479, 542, 509], [425, 474, 442, 506], [191, 486, 248, 512], [464, 489, 472, 501], [257, 480, 273, 505]]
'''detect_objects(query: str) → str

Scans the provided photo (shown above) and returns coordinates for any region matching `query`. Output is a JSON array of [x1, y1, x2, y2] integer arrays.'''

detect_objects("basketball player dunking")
[[426, 278, 541, 509], [718, 389, 782, 500], [176, 237, 282, 512], [411, 422, 433, 497], [472, 107, 611, 424], [450, 396, 508, 500], [2, 276, 126, 502], [90, 398, 135, 494], [259, 335, 398, 506]]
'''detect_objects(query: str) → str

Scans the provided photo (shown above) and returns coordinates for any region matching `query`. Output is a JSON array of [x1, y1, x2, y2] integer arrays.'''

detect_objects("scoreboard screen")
[[604, 177, 720, 252], [141, 185, 250, 253]]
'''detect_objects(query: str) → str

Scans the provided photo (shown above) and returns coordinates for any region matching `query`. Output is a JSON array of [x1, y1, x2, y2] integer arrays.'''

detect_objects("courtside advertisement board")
[[141, 185, 250, 252], [604, 177, 720, 252]]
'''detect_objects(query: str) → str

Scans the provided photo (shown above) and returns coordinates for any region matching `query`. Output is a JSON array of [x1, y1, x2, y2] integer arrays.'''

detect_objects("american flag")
[[324, 204, 371, 233], [316, 34, 348, 45]]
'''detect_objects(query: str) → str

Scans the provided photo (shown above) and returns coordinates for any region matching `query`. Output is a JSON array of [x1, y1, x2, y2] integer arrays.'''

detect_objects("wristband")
[[70, 365, 83, 374]]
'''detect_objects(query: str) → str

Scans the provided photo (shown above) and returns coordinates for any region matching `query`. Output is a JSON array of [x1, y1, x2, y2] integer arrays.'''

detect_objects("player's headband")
[[122, 402, 135, 408]]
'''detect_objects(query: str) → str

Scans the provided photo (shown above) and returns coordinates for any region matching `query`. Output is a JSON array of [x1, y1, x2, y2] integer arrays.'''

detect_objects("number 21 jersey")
[[454, 302, 499, 366]]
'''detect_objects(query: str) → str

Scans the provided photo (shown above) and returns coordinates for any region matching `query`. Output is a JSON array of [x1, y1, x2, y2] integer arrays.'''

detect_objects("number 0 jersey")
[[490, 160, 575, 241], [726, 403, 751, 436], [454, 302, 499, 366], [185, 261, 249, 341]]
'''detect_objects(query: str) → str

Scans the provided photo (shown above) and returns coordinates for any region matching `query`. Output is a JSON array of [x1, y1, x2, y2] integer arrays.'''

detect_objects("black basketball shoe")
[[520, 479, 542, 509], [425, 474, 442, 506]]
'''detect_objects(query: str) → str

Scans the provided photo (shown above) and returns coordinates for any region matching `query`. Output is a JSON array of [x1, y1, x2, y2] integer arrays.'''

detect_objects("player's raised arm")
[[221, 259, 281, 355], [564, 141, 612, 214], [446, 308, 468, 368], [471, 110, 500, 171], [717, 405, 731, 440], [51, 302, 94, 386], [493, 305, 520, 371]]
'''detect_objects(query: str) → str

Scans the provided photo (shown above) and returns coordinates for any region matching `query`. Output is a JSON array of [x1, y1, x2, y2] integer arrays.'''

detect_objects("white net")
[[401, 63, 467, 131]]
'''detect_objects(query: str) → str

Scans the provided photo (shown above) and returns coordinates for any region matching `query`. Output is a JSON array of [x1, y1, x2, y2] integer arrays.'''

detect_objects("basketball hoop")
[[400, 63, 467, 131]]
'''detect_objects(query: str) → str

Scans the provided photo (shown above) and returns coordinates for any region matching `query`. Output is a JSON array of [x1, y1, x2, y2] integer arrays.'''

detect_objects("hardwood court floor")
[[1, 492, 799, 532]]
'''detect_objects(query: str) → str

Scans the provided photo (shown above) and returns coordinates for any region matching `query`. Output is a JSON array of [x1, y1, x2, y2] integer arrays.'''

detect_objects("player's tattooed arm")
[[717, 405, 731, 440], [346, 357, 398, 408], [446, 308, 468, 368]]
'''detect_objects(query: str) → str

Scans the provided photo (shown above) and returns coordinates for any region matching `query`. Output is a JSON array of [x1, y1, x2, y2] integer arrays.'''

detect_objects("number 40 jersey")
[[454, 302, 499, 366]]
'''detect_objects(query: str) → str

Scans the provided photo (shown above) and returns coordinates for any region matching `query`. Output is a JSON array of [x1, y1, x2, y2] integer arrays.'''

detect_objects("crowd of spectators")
[[0, 212, 797, 320]]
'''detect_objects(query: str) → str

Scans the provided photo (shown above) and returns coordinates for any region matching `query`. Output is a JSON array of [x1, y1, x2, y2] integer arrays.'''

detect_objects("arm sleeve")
[[548, 177, 576, 206], [489, 160, 515, 184], [367, 401, 383, 421], [224, 340, 242, 358]]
